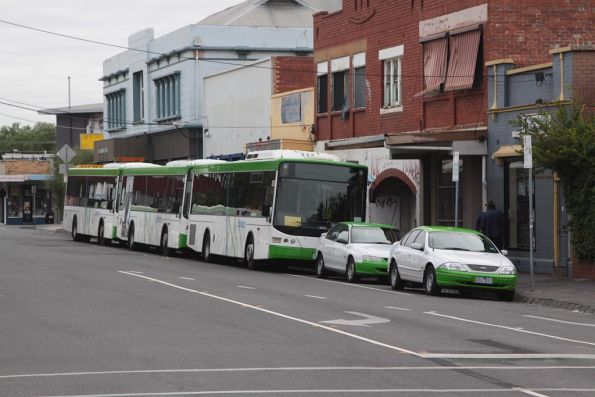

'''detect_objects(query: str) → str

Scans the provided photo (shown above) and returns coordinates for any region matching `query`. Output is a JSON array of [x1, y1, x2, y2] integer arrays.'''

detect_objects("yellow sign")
[[284, 215, 302, 227], [80, 133, 104, 150]]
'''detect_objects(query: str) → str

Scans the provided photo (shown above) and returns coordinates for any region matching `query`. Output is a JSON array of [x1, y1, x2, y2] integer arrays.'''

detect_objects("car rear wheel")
[[316, 253, 327, 278], [389, 260, 405, 290], [424, 265, 440, 296]]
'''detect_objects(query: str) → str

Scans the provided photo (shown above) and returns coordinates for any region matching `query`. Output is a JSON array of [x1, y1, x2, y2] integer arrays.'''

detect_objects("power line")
[[0, 18, 532, 81]]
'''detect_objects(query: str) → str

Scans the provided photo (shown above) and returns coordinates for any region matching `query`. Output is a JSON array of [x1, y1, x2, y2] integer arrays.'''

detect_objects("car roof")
[[339, 221, 397, 229], [414, 226, 482, 235]]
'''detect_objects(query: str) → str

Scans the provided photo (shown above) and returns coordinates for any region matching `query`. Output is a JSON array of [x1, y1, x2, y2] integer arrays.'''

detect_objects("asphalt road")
[[1, 227, 594, 397]]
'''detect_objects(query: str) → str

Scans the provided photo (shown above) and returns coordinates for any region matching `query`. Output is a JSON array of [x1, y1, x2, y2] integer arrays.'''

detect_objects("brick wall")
[[573, 257, 595, 279], [3, 160, 51, 175], [572, 50, 595, 111], [272, 56, 315, 95], [313, 0, 594, 142]]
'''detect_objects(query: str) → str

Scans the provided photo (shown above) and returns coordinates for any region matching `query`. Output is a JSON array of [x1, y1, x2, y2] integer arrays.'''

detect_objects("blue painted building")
[[486, 45, 594, 276]]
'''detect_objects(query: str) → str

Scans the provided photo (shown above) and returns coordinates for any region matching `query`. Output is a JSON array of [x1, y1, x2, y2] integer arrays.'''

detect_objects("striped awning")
[[415, 37, 448, 97], [491, 145, 522, 160], [444, 29, 482, 92]]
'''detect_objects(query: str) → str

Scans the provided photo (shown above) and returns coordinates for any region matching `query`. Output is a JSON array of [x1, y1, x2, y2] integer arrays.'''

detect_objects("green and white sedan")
[[389, 226, 518, 301], [315, 222, 401, 282]]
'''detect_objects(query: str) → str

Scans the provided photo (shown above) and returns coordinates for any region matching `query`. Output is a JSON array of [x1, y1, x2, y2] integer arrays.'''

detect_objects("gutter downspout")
[[553, 171, 560, 270]]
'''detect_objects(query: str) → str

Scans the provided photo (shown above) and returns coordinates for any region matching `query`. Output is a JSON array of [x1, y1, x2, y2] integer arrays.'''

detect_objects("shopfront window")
[[505, 160, 533, 249], [8, 186, 21, 218]]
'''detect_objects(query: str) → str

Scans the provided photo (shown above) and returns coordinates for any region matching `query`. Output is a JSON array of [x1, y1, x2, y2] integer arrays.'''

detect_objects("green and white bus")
[[184, 151, 368, 268], [64, 165, 123, 244]]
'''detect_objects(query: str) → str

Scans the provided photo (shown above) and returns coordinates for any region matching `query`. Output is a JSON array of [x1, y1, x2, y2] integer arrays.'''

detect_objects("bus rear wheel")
[[98, 222, 110, 246], [128, 224, 138, 251]]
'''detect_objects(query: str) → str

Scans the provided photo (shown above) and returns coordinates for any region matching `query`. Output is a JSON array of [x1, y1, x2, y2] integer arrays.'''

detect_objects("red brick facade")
[[572, 49, 595, 111], [272, 56, 315, 95], [313, 0, 594, 142]]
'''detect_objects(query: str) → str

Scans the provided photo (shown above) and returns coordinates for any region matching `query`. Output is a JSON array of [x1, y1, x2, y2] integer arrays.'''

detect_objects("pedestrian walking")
[[475, 200, 506, 250]]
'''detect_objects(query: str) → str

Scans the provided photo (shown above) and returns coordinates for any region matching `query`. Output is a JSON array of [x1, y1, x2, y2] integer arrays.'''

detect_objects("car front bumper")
[[435, 268, 517, 291], [356, 260, 389, 276]]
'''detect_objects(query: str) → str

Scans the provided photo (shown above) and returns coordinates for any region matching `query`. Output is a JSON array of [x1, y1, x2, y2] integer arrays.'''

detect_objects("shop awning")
[[491, 145, 522, 160]]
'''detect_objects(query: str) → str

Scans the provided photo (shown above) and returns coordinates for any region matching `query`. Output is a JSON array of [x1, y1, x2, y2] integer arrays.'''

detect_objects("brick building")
[[312, 0, 593, 233], [0, 154, 53, 225]]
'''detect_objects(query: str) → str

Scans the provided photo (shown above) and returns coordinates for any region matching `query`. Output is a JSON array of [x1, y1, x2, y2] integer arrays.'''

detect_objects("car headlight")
[[500, 266, 517, 275], [439, 262, 467, 271], [362, 255, 384, 262]]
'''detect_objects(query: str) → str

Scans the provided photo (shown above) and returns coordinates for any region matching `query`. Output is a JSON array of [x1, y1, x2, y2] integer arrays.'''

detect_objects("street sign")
[[57, 144, 76, 164], [452, 151, 460, 182], [523, 135, 532, 169]]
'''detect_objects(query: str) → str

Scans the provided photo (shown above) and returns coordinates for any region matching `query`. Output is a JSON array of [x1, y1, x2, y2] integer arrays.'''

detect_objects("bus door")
[[119, 176, 134, 239]]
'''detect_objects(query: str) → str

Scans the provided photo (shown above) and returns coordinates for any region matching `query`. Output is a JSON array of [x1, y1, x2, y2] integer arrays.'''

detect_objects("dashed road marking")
[[237, 286, 256, 290], [305, 295, 326, 299], [385, 306, 411, 311], [178, 277, 194, 281]]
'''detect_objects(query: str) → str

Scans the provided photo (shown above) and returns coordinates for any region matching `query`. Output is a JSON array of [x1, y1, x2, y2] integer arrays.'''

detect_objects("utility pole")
[[524, 135, 534, 290]]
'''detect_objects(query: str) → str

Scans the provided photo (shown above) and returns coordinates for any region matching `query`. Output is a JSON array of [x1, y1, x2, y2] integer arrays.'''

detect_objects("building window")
[[154, 73, 181, 121], [416, 28, 482, 96], [281, 93, 302, 124], [331, 56, 350, 113], [505, 160, 533, 250], [332, 70, 348, 112], [317, 61, 328, 114], [353, 52, 366, 109], [133, 71, 144, 122], [383, 57, 401, 108], [106, 90, 126, 131]]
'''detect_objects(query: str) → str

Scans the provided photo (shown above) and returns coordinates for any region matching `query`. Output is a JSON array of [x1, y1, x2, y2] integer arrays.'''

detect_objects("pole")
[[529, 166, 534, 290], [454, 180, 459, 227]]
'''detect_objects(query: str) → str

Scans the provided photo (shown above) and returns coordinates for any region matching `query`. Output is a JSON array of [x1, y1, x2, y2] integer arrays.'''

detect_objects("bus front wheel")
[[161, 228, 170, 257], [245, 235, 258, 270], [202, 232, 211, 262], [128, 224, 138, 251]]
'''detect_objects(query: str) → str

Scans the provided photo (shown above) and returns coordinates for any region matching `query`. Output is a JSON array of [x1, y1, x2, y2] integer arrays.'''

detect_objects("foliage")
[[0, 122, 56, 154], [47, 149, 95, 222], [515, 104, 595, 262]]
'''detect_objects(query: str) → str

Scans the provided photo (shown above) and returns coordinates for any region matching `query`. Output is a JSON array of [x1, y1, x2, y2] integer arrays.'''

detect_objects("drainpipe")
[[482, 155, 487, 208], [553, 172, 560, 270]]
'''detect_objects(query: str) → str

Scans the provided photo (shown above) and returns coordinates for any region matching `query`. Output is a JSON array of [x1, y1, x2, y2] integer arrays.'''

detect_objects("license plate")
[[475, 277, 493, 285]]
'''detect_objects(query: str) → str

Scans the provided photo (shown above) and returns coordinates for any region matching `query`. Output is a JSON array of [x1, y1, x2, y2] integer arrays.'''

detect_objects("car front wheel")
[[316, 253, 326, 278], [346, 257, 358, 283], [424, 265, 440, 296]]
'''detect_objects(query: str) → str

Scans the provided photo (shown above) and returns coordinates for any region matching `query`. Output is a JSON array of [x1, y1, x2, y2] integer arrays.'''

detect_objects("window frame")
[[154, 73, 181, 122]]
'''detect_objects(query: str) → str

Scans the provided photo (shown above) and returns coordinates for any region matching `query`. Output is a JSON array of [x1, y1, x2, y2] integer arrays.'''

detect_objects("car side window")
[[404, 230, 420, 247], [327, 224, 342, 241], [413, 231, 426, 248]]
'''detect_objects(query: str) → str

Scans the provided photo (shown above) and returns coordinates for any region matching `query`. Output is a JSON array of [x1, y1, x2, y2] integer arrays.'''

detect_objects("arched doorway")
[[369, 169, 416, 233]]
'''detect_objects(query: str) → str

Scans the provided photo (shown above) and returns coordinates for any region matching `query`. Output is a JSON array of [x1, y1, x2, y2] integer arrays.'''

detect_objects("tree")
[[516, 104, 595, 262], [0, 122, 56, 154]]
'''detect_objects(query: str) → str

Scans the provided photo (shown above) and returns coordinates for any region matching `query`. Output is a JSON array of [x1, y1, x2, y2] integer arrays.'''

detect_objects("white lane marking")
[[425, 311, 595, 348], [288, 274, 413, 296], [125, 271, 143, 274], [119, 271, 421, 357], [516, 389, 551, 397], [304, 295, 326, 299], [3, 366, 595, 379], [322, 312, 391, 327], [236, 286, 256, 290], [178, 277, 195, 281], [385, 306, 411, 311], [35, 388, 595, 396], [4, 366, 595, 380], [523, 314, 595, 327], [423, 353, 595, 359]]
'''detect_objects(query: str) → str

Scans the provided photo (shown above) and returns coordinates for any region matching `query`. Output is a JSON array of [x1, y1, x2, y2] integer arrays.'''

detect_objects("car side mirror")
[[320, 233, 327, 239], [501, 249, 509, 256], [410, 242, 423, 251]]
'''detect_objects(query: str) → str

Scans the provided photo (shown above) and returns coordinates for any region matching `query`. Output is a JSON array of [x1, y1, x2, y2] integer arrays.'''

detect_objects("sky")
[[0, 0, 245, 128]]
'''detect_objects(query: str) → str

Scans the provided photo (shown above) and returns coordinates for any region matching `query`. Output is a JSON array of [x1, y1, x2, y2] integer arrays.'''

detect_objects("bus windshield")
[[273, 162, 366, 237]]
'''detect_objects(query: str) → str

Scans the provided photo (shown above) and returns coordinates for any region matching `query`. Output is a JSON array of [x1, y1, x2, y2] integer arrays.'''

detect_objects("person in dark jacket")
[[476, 200, 506, 249]]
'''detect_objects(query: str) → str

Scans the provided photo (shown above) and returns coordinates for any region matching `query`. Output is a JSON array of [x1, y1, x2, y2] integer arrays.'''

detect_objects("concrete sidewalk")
[[516, 272, 595, 314]]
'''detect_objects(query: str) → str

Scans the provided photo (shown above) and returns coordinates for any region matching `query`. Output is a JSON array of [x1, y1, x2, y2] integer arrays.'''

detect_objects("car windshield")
[[351, 226, 399, 244], [429, 231, 499, 253]]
